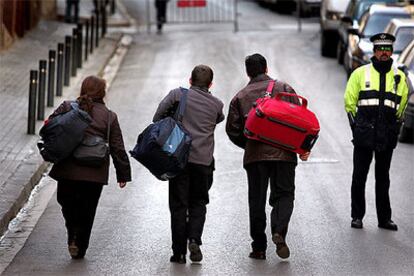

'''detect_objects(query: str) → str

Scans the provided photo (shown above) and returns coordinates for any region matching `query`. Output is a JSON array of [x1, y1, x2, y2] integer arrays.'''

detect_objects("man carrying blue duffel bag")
[[133, 65, 224, 264]]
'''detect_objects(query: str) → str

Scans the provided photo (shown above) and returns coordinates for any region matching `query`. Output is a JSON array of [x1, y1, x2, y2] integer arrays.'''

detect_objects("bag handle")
[[275, 92, 308, 109], [174, 87, 189, 122]]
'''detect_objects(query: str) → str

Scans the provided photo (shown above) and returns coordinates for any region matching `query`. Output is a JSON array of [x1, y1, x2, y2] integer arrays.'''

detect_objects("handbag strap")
[[106, 110, 111, 146], [174, 87, 189, 122]]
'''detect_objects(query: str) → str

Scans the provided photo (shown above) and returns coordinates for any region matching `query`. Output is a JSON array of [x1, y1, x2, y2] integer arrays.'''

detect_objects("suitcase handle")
[[275, 92, 308, 109]]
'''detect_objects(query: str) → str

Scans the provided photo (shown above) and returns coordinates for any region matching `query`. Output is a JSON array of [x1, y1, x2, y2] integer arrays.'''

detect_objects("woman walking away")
[[48, 76, 131, 259]]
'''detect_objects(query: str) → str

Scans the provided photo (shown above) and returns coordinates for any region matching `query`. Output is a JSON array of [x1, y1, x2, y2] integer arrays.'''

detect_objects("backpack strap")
[[174, 88, 189, 122], [106, 110, 111, 145]]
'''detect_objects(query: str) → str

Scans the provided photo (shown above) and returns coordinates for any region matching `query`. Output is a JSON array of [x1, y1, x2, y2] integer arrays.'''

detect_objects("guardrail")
[[27, 1, 115, 135], [146, 0, 239, 33]]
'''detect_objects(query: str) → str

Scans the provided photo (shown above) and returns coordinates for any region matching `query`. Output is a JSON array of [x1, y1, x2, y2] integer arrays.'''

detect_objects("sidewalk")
[[0, 1, 133, 237]]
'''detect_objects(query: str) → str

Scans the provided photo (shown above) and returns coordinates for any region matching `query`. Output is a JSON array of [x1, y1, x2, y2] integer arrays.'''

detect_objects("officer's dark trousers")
[[169, 162, 213, 255], [351, 146, 393, 223], [245, 161, 296, 252], [57, 180, 103, 253]]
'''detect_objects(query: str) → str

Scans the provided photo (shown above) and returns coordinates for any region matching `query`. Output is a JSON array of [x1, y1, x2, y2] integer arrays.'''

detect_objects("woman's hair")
[[77, 76, 106, 113]]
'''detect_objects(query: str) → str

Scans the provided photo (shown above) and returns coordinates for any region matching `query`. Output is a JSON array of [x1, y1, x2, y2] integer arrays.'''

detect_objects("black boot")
[[248, 251, 266, 260], [378, 220, 398, 231], [351, 218, 363, 229], [170, 254, 186, 264]]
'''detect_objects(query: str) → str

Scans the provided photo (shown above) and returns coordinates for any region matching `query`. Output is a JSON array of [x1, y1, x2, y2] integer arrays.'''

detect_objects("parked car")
[[297, 0, 322, 16], [259, 0, 296, 11], [337, 0, 402, 64], [384, 18, 414, 59], [343, 4, 413, 76], [397, 40, 414, 142], [259, 0, 320, 14], [320, 0, 350, 57]]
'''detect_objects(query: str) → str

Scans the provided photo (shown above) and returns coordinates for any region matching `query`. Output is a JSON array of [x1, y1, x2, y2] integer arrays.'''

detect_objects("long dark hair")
[[77, 76, 106, 113]]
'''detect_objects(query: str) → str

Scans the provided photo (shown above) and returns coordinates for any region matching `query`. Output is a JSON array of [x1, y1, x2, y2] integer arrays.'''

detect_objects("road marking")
[[299, 157, 339, 164]]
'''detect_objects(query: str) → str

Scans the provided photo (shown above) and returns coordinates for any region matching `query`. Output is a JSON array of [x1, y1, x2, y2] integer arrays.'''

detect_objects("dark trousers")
[[245, 161, 296, 252], [169, 162, 213, 255], [65, 0, 80, 23], [351, 146, 393, 223], [57, 180, 103, 253], [155, 0, 168, 30]]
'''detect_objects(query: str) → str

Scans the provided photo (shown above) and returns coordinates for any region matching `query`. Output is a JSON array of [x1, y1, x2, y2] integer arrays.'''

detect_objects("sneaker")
[[188, 240, 203, 262], [272, 233, 290, 259], [248, 251, 266, 260], [170, 254, 186, 264]]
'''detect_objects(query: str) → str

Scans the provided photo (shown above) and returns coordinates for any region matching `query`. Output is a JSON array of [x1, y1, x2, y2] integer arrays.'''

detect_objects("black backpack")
[[38, 102, 92, 163], [130, 88, 192, 181]]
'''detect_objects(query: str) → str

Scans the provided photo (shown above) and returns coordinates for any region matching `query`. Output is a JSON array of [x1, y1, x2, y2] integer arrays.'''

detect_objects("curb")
[[0, 153, 48, 237]]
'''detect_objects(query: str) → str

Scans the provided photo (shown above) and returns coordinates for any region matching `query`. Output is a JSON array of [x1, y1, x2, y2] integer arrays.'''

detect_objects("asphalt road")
[[2, 1, 413, 275]]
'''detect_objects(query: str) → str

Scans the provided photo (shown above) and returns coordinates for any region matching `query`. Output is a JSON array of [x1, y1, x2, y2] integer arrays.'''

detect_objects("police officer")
[[344, 33, 408, 231]]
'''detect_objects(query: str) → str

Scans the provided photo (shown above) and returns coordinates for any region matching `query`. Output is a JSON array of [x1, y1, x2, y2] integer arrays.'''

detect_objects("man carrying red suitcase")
[[226, 53, 309, 260]]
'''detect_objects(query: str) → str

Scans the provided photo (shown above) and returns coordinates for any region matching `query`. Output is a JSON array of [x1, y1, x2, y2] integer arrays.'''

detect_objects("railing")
[[146, 0, 239, 33], [27, 1, 115, 135]]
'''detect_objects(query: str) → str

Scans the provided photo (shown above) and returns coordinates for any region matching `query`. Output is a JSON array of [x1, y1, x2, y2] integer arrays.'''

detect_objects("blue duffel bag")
[[38, 101, 92, 163], [130, 88, 192, 181]]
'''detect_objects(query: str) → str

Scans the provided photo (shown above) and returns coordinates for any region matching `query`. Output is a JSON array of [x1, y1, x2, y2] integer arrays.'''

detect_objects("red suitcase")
[[244, 81, 320, 155]]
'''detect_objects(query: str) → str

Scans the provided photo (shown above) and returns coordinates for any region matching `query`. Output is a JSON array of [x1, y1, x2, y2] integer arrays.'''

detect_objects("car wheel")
[[337, 40, 344, 65], [399, 126, 414, 143], [321, 30, 336, 57]]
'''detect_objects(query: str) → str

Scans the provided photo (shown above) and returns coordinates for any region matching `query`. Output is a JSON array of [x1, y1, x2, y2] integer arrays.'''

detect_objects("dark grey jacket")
[[153, 86, 224, 166]]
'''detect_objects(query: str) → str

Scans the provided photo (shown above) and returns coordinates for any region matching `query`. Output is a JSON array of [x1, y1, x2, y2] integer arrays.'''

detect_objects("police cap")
[[370, 33, 396, 46]]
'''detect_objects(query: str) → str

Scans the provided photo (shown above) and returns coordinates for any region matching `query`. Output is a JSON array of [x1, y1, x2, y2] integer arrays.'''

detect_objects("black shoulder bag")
[[73, 111, 111, 167]]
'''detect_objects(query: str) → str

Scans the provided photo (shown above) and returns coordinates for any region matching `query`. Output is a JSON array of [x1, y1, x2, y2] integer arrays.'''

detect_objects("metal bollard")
[[77, 23, 83, 68], [85, 20, 89, 60], [101, 5, 107, 37], [37, 60, 47, 121], [95, 9, 100, 47], [90, 16, 95, 53], [56, 43, 64, 96], [28, 70, 38, 135], [64, 36, 72, 86], [47, 50, 56, 107], [71, 28, 78, 77]]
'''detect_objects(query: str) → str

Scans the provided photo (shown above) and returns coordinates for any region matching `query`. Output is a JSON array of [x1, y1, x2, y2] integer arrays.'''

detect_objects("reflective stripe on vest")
[[358, 98, 400, 109]]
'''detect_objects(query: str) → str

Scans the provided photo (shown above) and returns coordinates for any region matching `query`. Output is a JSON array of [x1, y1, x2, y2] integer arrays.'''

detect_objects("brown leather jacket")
[[226, 74, 297, 166], [49, 100, 131, 184]]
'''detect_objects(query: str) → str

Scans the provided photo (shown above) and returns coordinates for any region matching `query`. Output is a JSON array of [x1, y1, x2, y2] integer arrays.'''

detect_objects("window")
[[394, 27, 414, 53], [362, 13, 411, 37]]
